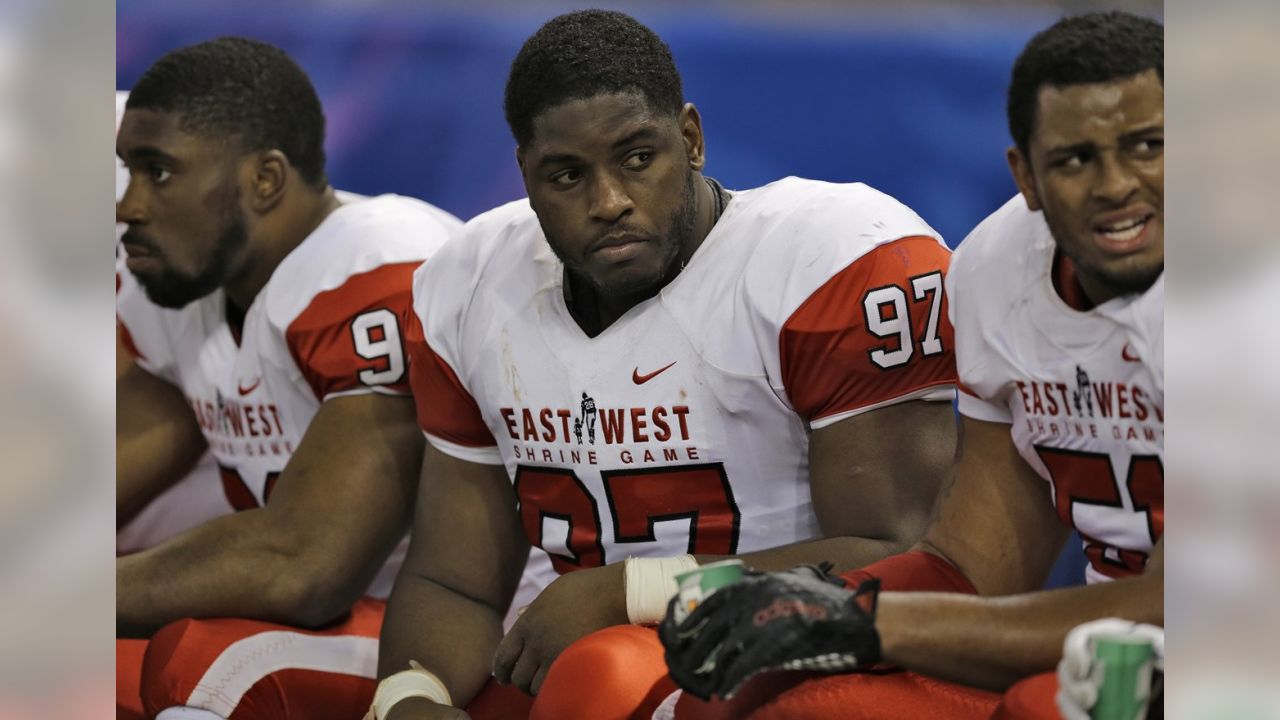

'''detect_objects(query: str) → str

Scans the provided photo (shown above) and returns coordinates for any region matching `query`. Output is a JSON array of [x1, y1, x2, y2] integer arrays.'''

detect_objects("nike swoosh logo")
[[237, 378, 261, 396], [632, 361, 677, 385], [1121, 343, 1141, 363]]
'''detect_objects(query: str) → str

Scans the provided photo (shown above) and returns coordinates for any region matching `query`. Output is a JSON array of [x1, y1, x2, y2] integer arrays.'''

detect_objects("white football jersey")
[[117, 193, 462, 597], [949, 196, 1164, 585], [409, 177, 957, 576]]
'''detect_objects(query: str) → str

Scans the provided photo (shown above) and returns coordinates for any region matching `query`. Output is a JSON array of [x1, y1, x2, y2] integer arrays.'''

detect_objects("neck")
[[1052, 251, 1094, 311], [224, 186, 341, 312], [679, 172, 720, 271]]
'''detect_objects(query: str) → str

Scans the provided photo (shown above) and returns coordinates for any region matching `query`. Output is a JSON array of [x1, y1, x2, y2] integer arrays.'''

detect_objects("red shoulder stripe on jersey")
[[780, 235, 958, 423], [405, 309, 495, 448], [286, 261, 420, 401], [840, 550, 977, 594]]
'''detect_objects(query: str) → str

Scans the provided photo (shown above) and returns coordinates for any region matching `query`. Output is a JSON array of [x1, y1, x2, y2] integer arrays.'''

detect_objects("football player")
[[374, 10, 962, 720], [662, 12, 1164, 720], [116, 37, 462, 719]]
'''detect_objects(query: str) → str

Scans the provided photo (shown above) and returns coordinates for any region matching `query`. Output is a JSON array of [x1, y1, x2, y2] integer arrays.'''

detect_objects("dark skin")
[[116, 361, 207, 527], [523, 93, 713, 335], [379, 92, 955, 719], [1007, 70, 1164, 306], [872, 72, 1165, 690], [876, 419, 1164, 691], [116, 109, 340, 313], [115, 109, 423, 634]]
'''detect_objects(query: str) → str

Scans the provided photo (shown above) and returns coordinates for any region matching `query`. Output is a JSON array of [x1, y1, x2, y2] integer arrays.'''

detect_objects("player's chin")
[[601, 268, 668, 297], [136, 273, 203, 310], [1098, 253, 1164, 295], [587, 258, 668, 296]]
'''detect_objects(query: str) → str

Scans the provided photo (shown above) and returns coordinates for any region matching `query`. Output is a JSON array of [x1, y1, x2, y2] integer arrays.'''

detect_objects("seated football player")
[[115, 89, 228, 559], [662, 11, 1164, 720], [115, 37, 464, 720], [372, 10, 966, 720]]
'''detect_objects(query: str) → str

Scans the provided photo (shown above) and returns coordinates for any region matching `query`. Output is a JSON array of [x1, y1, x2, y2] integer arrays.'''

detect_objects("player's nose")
[[116, 177, 149, 226], [588, 171, 635, 223], [1091, 153, 1140, 206]]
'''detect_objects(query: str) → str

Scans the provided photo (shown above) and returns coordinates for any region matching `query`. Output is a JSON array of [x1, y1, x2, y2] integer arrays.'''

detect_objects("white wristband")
[[625, 555, 699, 625], [371, 663, 452, 719]]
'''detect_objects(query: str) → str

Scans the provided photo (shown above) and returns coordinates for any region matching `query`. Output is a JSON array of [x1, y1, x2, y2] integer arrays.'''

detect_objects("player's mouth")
[[122, 237, 163, 272], [591, 232, 651, 263], [125, 254, 163, 273], [1091, 208, 1157, 256]]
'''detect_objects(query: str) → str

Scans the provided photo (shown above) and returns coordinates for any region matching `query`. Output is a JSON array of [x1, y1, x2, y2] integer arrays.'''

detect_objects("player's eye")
[[621, 151, 653, 170], [1133, 138, 1163, 156], [1054, 151, 1089, 170], [150, 165, 173, 184], [550, 169, 581, 187]]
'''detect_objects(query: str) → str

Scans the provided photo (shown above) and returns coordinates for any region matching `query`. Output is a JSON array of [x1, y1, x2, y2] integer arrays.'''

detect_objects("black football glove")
[[658, 563, 882, 701]]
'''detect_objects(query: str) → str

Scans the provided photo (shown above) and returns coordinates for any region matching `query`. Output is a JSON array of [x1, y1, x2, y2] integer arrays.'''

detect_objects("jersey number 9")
[[351, 308, 406, 386]]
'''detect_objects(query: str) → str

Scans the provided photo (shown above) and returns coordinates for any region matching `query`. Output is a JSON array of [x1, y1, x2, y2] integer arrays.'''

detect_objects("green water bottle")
[[672, 559, 745, 624], [1091, 634, 1156, 719]]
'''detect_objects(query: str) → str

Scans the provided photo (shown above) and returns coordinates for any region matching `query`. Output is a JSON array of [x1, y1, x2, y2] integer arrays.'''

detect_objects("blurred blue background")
[[115, 0, 1087, 245], [117, 0, 1161, 588]]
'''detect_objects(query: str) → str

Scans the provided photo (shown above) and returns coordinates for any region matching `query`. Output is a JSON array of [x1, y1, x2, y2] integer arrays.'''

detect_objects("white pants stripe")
[[158, 631, 378, 718]]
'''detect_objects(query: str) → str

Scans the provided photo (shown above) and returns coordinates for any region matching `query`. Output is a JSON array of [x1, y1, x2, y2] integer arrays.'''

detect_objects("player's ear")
[[1006, 146, 1041, 212], [514, 146, 535, 198], [680, 103, 705, 172], [250, 149, 288, 213], [515, 146, 528, 176]]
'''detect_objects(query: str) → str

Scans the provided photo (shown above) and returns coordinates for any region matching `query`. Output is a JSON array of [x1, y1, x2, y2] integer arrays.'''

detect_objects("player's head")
[[115, 36, 328, 309], [505, 10, 705, 300], [1005, 12, 1163, 304]]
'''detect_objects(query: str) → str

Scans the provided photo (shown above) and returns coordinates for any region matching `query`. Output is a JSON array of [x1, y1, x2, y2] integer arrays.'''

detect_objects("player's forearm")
[[875, 571, 1163, 690], [116, 428, 206, 524], [117, 364, 209, 523], [703, 534, 905, 574], [379, 571, 506, 711], [116, 509, 352, 635]]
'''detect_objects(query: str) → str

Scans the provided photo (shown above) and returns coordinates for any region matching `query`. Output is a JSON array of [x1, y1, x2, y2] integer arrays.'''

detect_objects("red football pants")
[[673, 669, 1001, 719], [532, 622, 1059, 717], [535, 625, 1003, 720], [532, 625, 677, 720], [990, 672, 1060, 720], [117, 598, 534, 720], [118, 598, 384, 719]]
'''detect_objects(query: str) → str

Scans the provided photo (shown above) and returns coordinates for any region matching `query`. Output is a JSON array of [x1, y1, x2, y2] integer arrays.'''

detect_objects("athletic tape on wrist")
[[625, 555, 699, 625], [372, 665, 452, 719]]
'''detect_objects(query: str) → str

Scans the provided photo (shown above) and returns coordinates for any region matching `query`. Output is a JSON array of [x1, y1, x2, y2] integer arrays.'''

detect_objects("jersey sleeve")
[[406, 247, 503, 465], [947, 200, 1018, 424], [955, 383, 1011, 423], [778, 235, 958, 428], [284, 261, 420, 401], [949, 262, 1012, 423]]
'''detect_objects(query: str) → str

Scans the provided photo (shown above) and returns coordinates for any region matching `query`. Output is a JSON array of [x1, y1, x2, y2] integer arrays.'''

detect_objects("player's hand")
[[380, 696, 471, 720], [492, 561, 628, 694], [658, 564, 882, 701], [1056, 618, 1164, 720]]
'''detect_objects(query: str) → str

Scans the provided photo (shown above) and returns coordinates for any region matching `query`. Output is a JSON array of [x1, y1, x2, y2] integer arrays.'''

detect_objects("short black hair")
[[504, 10, 684, 148], [128, 36, 328, 188], [1008, 11, 1163, 157]]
